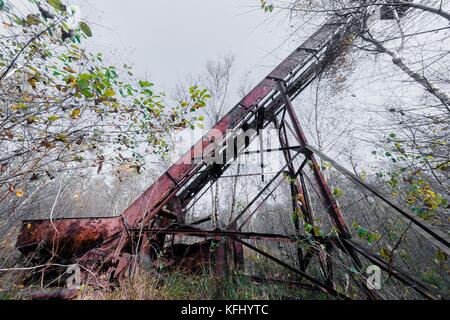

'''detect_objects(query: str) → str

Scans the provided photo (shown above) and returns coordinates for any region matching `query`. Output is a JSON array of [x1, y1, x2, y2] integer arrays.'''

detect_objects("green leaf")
[[436, 249, 448, 263], [313, 226, 321, 237], [367, 232, 381, 245], [380, 247, 391, 259], [47, 115, 60, 122], [26, 14, 41, 26], [304, 223, 313, 233], [78, 73, 92, 80], [46, 0, 66, 12], [104, 88, 116, 97], [333, 188, 344, 198], [291, 211, 299, 224], [70, 108, 81, 119], [79, 22, 92, 37], [139, 81, 153, 88], [80, 88, 93, 98], [77, 78, 90, 90], [356, 227, 369, 239], [55, 134, 67, 142], [13, 15, 26, 26]]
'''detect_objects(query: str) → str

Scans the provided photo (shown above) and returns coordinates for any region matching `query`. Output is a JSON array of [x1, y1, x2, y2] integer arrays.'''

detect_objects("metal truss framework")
[[16, 12, 450, 300]]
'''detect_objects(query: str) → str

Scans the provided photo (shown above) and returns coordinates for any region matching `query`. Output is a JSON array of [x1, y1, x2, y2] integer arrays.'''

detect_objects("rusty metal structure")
[[15, 8, 450, 300]]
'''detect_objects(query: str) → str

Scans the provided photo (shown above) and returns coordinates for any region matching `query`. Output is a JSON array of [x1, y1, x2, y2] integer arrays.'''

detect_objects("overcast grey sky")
[[72, 0, 302, 93]]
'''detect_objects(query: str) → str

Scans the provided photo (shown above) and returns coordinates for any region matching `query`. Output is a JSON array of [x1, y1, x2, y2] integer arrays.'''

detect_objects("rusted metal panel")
[[17, 217, 123, 260], [231, 240, 244, 269], [157, 228, 245, 274]]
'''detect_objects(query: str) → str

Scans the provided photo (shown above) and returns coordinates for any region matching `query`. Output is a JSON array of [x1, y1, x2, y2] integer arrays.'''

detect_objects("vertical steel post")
[[275, 80, 351, 237], [274, 117, 306, 270]]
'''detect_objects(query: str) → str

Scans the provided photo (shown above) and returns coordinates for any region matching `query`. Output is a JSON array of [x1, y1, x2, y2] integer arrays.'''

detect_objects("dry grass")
[[78, 268, 328, 300]]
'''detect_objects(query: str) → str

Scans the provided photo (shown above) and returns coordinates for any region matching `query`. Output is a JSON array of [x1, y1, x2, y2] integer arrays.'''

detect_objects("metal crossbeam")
[[305, 145, 450, 256]]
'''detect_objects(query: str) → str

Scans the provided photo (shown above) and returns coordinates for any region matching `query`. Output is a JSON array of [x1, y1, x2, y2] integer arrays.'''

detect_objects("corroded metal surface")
[[17, 217, 123, 260]]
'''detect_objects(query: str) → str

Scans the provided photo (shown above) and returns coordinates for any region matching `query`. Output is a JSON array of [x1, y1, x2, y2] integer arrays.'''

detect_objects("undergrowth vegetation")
[[79, 270, 329, 301]]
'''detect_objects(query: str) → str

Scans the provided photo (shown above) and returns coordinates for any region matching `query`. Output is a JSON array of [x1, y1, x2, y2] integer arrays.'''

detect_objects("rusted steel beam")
[[230, 237, 351, 300], [229, 152, 302, 228], [305, 145, 450, 256], [192, 146, 302, 162], [191, 215, 212, 225], [238, 179, 284, 230], [275, 81, 351, 237], [131, 225, 323, 244], [219, 172, 279, 179]]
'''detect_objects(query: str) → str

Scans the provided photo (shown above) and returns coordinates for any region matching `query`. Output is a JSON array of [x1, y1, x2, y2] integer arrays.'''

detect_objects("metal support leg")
[[275, 80, 351, 237], [274, 116, 307, 271]]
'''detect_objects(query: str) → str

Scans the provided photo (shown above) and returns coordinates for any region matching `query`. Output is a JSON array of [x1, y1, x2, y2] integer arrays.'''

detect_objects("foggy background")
[[70, 0, 303, 96]]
